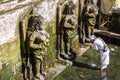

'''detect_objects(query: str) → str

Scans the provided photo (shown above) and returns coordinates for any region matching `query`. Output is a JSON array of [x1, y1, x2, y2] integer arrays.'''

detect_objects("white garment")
[[93, 38, 110, 69]]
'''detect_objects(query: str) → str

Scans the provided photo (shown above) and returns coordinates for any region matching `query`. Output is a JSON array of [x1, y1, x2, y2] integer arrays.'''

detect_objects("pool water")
[[54, 44, 120, 80]]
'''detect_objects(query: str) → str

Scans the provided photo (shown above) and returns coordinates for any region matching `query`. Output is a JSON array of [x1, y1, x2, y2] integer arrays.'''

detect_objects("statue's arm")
[[44, 32, 50, 47], [86, 12, 96, 17], [29, 33, 43, 49]]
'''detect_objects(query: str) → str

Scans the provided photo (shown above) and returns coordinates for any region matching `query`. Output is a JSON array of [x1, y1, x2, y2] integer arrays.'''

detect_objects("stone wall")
[[0, 2, 31, 69], [0, 0, 60, 79]]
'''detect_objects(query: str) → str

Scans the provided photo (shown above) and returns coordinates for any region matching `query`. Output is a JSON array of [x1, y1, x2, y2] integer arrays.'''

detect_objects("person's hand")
[[89, 44, 93, 49], [90, 45, 92, 48]]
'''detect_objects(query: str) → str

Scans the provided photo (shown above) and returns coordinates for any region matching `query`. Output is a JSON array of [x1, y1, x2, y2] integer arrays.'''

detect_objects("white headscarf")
[[89, 35, 96, 41]]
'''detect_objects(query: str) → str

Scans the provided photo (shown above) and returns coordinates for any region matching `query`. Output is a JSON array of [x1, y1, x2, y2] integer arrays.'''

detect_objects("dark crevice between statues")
[[19, 21, 31, 80]]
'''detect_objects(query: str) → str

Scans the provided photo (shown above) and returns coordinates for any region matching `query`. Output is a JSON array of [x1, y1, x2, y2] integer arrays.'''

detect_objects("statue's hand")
[[45, 42, 50, 47], [44, 39, 50, 47], [39, 44, 45, 49]]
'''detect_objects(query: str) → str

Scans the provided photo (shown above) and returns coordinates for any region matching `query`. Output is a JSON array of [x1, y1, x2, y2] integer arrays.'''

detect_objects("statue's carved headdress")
[[28, 15, 44, 31], [62, 0, 76, 15]]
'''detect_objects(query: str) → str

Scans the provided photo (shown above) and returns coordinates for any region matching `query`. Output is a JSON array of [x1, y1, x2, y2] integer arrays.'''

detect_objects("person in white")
[[89, 35, 110, 71]]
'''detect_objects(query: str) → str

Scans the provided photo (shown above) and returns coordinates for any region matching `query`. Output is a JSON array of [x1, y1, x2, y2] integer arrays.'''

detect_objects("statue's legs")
[[35, 59, 40, 78], [86, 22, 94, 38], [33, 55, 44, 80], [91, 26, 94, 35], [65, 41, 70, 55], [88, 25, 94, 38], [63, 31, 71, 58]]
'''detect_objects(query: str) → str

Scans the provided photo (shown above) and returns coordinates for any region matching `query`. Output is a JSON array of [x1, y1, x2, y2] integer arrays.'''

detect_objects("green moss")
[[0, 64, 23, 80], [43, 19, 57, 68], [18, 0, 25, 2], [0, 39, 20, 65]]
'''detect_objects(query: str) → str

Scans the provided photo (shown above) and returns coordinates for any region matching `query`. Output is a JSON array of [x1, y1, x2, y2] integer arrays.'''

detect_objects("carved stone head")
[[87, 0, 98, 5], [62, 0, 76, 15], [28, 15, 45, 31]]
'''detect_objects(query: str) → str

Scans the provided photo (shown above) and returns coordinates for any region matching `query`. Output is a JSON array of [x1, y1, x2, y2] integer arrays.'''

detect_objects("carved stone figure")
[[27, 16, 50, 80], [83, 0, 98, 38], [60, 0, 77, 58]]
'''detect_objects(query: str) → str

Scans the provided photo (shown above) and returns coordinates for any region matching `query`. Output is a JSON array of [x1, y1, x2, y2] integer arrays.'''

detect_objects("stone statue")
[[83, 0, 98, 38], [27, 16, 50, 80], [60, 0, 77, 58]]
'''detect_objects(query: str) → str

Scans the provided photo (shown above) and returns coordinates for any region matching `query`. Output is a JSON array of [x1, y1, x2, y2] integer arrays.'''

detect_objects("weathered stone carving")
[[82, 0, 98, 38], [26, 15, 50, 80], [60, 0, 77, 58]]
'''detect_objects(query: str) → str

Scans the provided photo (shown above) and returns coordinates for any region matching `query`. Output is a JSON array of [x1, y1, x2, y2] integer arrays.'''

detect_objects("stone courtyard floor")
[[53, 44, 120, 80]]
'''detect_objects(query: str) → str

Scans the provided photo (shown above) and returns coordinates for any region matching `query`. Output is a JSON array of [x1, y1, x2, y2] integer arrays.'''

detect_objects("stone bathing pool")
[[54, 44, 120, 80]]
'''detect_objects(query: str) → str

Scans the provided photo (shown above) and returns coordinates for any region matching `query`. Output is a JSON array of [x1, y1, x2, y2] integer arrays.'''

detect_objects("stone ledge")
[[0, 0, 43, 15], [0, 0, 14, 4]]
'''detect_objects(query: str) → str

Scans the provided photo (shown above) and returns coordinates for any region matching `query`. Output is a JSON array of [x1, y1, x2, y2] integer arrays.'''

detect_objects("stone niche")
[[21, 0, 59, 71]]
